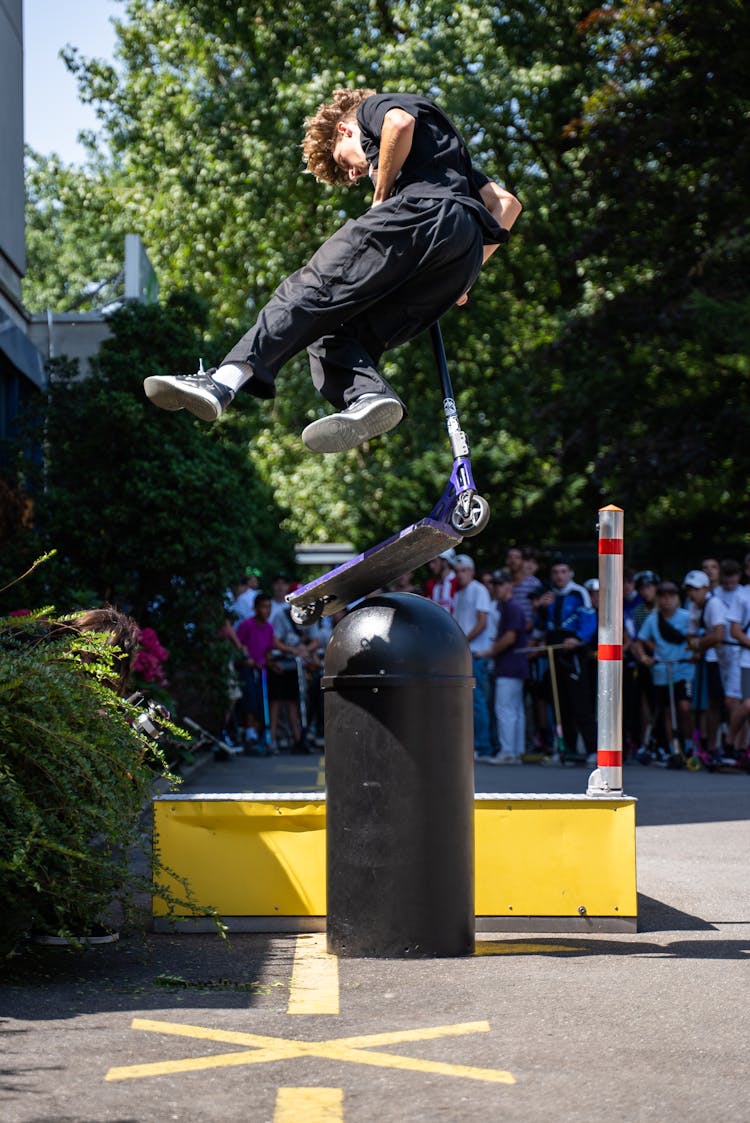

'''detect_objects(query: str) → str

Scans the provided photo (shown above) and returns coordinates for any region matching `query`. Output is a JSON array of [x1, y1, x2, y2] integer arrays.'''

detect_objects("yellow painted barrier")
[[153, 793, 636, 931], [154, 796, 327, 919]]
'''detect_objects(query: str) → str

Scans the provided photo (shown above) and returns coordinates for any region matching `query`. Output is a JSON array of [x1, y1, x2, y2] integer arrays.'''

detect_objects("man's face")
[[505, 548, 522, 573], [550, 563, 571, 589], [639, 581, 656, 605], [701, 558, 720, 585], [333, 122, 369, 182], [686, 586, 706, 606], [255, 599, 272, 622], [656, 589, 679, 615], [722, 572, 740, 592], [455, 564, 474, 589]]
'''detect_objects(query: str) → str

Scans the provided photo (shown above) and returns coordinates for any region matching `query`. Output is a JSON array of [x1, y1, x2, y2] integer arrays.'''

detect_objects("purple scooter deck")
[[286, 518, 462, 621]]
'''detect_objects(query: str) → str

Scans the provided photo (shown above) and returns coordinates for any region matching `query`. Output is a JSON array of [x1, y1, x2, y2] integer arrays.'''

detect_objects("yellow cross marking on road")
[[105, 1017, 515, 1085]]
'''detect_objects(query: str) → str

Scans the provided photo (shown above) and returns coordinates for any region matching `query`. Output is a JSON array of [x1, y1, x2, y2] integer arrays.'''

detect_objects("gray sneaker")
[[301, 393, 404, 453], [143, 361, 235, 421]]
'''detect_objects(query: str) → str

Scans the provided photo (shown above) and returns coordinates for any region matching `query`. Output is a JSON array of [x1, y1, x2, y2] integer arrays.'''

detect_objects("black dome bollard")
[[323, 592, 475, 957]]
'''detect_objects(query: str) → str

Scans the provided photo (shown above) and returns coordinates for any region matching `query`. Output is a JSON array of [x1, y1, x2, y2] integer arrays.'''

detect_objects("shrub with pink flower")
[[132, 627, 169, 686]]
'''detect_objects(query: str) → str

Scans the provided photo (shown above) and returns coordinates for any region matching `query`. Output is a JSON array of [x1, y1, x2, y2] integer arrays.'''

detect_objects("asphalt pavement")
[[2, 752, 748, 1123]]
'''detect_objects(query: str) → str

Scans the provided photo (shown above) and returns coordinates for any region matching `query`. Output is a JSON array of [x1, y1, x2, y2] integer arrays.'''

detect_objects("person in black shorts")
[[144, 89, 522, 452]]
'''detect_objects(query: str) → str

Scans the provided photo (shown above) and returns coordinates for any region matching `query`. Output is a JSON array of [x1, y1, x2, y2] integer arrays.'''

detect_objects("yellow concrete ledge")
[[153, 793, 636, 931]]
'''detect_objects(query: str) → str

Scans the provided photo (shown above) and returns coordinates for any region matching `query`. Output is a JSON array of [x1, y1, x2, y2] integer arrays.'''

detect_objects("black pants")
[[550, 649, 597, 756], [222, 195, 485, 408]]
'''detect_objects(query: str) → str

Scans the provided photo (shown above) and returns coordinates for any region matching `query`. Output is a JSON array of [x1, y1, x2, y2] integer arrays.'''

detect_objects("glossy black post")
[[323, 592, 475, 957]]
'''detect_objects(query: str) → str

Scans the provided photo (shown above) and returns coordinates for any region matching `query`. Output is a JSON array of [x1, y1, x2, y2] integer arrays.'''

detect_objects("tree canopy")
[[3, 295, 295, 721], [21, 0, 750, 571]]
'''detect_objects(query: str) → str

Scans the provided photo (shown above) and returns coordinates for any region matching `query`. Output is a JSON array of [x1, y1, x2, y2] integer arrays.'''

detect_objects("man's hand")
[[456, 292, 470, 307]]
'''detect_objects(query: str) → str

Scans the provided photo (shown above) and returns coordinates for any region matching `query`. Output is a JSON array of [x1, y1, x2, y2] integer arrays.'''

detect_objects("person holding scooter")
[[633, 581, 694, 765], [143, 89, 522, 452]]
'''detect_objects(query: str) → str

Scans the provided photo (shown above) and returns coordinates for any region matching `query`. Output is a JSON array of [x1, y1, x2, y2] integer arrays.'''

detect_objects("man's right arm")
[[371, 108, 415, 206]]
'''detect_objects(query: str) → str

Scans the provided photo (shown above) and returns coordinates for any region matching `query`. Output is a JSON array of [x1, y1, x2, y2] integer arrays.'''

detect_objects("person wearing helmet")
[[634, 580, 694, 754]]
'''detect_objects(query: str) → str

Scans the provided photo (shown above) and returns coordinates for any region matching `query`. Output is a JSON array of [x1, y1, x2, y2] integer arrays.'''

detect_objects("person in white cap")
[[452, 554, 493, 758], [684, 569, 726, 758]]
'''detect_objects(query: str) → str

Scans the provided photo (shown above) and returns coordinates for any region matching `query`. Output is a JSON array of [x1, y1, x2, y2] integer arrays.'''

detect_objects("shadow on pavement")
[[636, 893, 717, 932]]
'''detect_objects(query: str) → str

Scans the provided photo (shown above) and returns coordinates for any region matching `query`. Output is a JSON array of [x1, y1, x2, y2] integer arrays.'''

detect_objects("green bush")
[[0, 614, 217, 958]]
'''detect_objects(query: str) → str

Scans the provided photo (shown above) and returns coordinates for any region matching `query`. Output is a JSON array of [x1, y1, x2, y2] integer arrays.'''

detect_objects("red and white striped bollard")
[[587, 504, 624, 795]]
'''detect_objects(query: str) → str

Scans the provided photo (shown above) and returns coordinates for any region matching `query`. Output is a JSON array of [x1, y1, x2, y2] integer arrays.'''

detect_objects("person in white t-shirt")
[[684, 569, 726, 755], [231, 570, 262, 622], [453, 554, 493, 758], [713, 559, 743, 724], [727, 581, 750, 751]]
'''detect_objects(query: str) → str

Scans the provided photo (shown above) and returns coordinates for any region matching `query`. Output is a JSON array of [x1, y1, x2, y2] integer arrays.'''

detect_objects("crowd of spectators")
[[222, 546, 750, 767]]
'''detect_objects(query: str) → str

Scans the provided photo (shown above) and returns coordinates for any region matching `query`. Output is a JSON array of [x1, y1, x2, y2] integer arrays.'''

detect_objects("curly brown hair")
[[301, 88, 376, 186]]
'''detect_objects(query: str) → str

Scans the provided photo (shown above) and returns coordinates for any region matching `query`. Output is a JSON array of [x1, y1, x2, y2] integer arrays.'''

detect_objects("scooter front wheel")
[[290, 601, 323, 626], [450, 493, 490, 536], [686, 756, 702, 771]]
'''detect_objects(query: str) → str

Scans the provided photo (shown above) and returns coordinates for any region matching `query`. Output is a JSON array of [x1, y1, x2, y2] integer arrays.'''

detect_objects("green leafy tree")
[[24, 0, 750, 570], [544, 0, 750, 561], [23, 151, 127, 313], [30, 294, 295, 721]]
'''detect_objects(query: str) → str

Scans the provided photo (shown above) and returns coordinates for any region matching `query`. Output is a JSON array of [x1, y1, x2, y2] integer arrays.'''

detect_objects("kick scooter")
[[286, 320, 490, 625]]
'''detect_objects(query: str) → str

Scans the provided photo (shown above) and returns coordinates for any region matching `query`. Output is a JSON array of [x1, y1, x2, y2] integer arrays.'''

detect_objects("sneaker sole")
[[301, 399, 403, 453], [143, 376, 224, 421]]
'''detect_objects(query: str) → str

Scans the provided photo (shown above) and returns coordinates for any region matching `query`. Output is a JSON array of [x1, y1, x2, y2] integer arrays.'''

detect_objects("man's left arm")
[[456, 180, 522, 306], [479, 181, 523, 259]]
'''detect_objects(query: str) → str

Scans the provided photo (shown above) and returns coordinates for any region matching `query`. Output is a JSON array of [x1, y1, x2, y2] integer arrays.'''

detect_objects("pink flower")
[[133, 627, 170, 685]]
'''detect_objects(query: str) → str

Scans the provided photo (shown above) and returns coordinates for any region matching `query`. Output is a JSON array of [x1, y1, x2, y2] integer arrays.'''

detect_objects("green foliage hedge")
[[0, 617, 215, 958]]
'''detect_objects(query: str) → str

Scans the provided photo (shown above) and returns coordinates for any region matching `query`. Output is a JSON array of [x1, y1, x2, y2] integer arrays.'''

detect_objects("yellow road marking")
[[105, 1018, 514, 1086], [316, 760, 325, 787], [288, 933, 339, 1015], [274, 1087, 343, 1122]]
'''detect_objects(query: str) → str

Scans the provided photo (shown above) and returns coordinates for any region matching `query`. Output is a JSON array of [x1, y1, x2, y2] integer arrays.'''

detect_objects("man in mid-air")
[[144, 89, 522, 452]]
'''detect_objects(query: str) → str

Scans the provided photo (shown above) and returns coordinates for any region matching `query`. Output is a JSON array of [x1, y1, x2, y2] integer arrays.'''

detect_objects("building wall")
[[0, 0, 26, 298], [0, 0, 47, 471], [28, 313, 112, 379]]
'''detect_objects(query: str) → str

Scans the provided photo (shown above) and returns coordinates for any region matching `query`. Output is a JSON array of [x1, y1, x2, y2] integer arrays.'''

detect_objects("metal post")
[[587, 504, 624, 796]]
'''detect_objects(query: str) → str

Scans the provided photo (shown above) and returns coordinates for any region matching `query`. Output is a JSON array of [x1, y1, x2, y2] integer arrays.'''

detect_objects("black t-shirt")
[[356, 93, 506, 245]]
